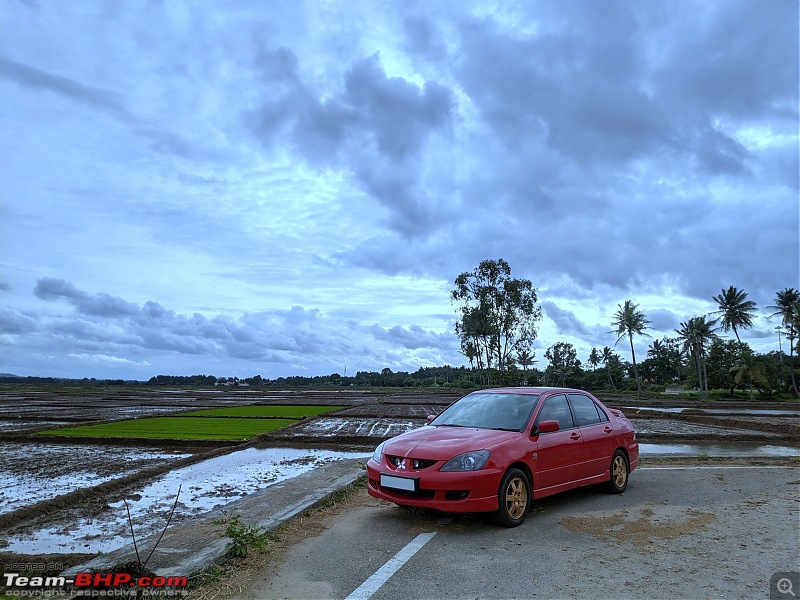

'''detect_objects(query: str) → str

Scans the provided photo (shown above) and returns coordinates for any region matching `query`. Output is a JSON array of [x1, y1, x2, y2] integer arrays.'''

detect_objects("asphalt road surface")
[[235, 466, 799, 600]]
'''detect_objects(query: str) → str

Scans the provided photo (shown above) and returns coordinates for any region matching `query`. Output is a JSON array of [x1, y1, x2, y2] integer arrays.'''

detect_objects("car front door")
[[532, 394, 584, 492]]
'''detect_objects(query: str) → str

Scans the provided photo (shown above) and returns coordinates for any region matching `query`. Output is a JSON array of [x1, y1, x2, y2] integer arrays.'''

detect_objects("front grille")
[[386, 455, 438, 470]]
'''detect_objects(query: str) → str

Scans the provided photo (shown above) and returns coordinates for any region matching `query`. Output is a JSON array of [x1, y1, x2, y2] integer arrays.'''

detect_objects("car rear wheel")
[[494, 467, 530, 527], [603, 450, 629, 494]]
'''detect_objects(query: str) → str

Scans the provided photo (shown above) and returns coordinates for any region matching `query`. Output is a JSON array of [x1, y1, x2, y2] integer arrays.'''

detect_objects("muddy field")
[[0, 388, 797, 567]]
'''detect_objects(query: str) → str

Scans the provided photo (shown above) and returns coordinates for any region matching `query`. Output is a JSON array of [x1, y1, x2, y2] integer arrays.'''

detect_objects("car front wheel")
[[604, 450, 629, 494], [494, 467, 530, 527]]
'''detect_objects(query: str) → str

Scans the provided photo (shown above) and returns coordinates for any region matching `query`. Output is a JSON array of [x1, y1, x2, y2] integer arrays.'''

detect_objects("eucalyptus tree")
[[712, 286, 757, 343], [610, 300, 651, 397], [452, 259, 542, 380], [676, 316, 718, 400], [768, 288, 800, 397]]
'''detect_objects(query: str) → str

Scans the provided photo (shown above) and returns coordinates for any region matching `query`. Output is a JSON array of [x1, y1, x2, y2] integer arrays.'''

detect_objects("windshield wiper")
[[487, 427, 520, 432], [437, 423, 466, 427]]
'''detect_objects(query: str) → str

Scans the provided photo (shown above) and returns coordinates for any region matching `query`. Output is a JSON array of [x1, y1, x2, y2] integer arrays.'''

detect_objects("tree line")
[[451, 259, 799, 399]]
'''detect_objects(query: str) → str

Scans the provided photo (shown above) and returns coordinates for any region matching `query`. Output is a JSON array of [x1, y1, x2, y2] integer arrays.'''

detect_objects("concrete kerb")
[[62, 458, 367, 578]]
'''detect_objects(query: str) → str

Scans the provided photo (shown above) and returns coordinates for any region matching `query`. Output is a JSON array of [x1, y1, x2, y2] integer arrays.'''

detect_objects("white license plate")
[[380, 474, 417, 492]]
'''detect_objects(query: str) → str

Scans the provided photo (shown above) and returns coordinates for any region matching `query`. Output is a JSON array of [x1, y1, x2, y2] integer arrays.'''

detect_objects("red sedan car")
[[367, 387, 638, 527]]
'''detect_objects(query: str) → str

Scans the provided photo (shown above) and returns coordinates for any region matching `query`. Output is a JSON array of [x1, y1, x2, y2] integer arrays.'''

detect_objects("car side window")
[[535, 394, 574, 431], [567, 394, 603, 427]]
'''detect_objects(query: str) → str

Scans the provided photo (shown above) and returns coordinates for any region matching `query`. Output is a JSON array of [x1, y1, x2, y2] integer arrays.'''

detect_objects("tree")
[[645, 337, 682, 385], [601, 346, 621, 390], [544, 342, 580, 387], [712, 286, 757, 343], [706, 339, 743, 395], [587, 348, 601, 371], [515, 348, 536, 384], [768, 288, 800, 397], [610, 300, 651, 397], [676, 316, 718, 400], [452, 259, 542, 381], [730, 347, 768, 401]]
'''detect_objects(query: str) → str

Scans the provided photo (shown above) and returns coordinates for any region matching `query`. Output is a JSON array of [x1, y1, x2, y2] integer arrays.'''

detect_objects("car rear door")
[[532, 393, 584, 491], [567, 393, 616, 477]]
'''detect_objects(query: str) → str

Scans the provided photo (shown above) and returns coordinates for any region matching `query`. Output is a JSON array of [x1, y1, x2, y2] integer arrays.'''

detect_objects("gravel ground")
[[230, 465, 800, 600]]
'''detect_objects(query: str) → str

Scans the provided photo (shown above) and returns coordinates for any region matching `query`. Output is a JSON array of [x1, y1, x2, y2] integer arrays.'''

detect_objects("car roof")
[[472, 386, 588, 395]]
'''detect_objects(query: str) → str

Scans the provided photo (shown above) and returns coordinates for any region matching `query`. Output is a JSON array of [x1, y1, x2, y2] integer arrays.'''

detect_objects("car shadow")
[[371, 483, 635, 533]]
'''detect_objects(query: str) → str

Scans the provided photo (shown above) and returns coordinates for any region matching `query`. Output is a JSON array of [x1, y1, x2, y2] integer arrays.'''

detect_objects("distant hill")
[[0, 373, 20, 378]]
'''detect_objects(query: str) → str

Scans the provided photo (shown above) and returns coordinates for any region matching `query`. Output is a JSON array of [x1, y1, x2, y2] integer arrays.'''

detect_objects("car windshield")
[[432, 393, 540, 432]]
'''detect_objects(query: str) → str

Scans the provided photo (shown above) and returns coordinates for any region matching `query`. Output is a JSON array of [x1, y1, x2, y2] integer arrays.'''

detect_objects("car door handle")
[[570, 432, 581, 440], [604, 426, 613, 433]]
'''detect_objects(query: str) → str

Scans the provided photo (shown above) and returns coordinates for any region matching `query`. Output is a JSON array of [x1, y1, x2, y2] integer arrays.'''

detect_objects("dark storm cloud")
[[35, 277, 139, 317], [650, 0, 798, 120], [370, 324, 451, 350], [403, 15, 448, 61], [542, 302, 593, 337], [0, 56, 133, 119], [647, 309, 681, 333], [250, 49, 454, 235]]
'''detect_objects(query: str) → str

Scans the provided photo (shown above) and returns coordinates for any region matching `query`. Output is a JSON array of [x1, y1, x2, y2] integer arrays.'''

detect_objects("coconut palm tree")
[[587, 348, 601, 371], [768, 288, 800, 396], [610, 300, 651, 398], [601, 346, 617, 390], [675, 316, 718, 400], [712, 286, 757, 343], [515, 348, 535, 384]]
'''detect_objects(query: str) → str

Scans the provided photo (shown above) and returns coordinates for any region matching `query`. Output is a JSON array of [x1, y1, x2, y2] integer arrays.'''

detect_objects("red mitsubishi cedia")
[[367, 387, 638, 527]]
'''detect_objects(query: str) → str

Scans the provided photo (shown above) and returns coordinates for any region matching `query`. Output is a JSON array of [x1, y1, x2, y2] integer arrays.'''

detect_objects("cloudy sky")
[[1, 0, 797, 380]]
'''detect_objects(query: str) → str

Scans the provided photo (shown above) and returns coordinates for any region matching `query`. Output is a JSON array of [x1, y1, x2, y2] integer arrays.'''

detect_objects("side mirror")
[[426, 415, 436, 424], [536, 420, 560, 434]]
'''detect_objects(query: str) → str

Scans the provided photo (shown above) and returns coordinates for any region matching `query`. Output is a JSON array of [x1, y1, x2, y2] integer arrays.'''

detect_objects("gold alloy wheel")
[[504, 476, 528, 519], [612, 454, 628, 488]]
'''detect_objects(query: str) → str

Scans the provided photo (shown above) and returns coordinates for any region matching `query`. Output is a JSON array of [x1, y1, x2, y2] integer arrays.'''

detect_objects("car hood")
[[383, 426, 519, 460]]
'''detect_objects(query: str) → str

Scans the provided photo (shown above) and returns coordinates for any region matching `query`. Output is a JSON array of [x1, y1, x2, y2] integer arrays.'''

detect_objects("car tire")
[[603, 449, 629, 494], [494, 467, 530, 527]]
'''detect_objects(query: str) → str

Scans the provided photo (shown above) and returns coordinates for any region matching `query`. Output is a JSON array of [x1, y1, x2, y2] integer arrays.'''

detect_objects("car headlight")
[[372, 441, 386, 463], [440, 450, 490, 472]]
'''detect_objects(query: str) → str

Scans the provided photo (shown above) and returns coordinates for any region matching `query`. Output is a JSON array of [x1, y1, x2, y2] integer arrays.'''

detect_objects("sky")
[[1, 0, 798, 380]]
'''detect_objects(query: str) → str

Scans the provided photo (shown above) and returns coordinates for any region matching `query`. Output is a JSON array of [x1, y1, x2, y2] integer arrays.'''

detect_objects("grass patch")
[[182, 405, 341, 418], [38, 417, 297, 441]]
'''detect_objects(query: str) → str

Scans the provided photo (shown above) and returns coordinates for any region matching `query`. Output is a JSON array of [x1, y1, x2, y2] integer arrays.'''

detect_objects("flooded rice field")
[[639, 442, 799, 457], [0, 443, 190, 516], [0, 388, 796, 561], [3, 447, 368, 555]]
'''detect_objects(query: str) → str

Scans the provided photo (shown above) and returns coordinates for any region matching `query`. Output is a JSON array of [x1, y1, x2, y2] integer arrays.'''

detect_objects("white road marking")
[[638, 466, 797, 470], [345, 532, 437, 600]]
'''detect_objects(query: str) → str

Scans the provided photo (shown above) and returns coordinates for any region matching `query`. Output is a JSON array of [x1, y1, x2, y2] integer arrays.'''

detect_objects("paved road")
[[235, 466, 799, 600]]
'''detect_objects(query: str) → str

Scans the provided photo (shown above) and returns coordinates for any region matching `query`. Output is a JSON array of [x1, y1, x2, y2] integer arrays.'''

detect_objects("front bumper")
[[366, 458, 502, 513]]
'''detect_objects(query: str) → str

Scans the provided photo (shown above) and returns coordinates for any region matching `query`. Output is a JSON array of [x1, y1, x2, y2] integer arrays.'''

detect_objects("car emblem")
[[397, 459, 406, 470]]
